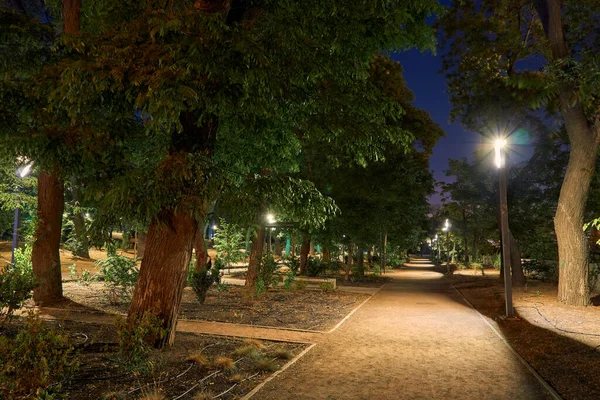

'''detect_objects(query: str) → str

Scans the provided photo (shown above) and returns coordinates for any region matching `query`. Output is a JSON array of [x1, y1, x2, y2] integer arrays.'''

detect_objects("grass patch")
[[213, 356, 236, 371], [186, 352, 209, 367], [243, 338, 265, 349], [269, 347, 292, 360], [252, 357, 279, 372]]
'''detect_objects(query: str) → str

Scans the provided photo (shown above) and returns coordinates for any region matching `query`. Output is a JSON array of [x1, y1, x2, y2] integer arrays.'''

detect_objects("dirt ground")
[[58, 283, 368, 331], [2, 318, 305, 399], [454, 272, 600, 400]]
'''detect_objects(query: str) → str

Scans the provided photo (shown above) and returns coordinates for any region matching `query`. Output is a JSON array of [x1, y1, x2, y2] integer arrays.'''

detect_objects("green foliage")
[[283, 269, 296, 291], [0, 314, 77, 398], [0, 245, 36, 325], [306, 257, 327, 277], [256, 254, 280, 295], [213, 218, 244, 269], [522, 259, 558, 282], [319, 281, 335, 292], [189, 266, 220, 304], [492, 254, 501, 270], [96, 250, 139, 304], [114, 314, 164, 374]]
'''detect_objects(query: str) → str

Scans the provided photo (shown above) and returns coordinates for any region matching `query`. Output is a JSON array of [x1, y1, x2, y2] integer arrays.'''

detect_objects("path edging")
[[452, 285, 563, 400], [327, 283, 386, 333], [241, 343, 317, 400]]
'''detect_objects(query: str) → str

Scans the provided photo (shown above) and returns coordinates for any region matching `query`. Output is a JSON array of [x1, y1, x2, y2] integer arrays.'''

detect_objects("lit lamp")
[[11, 162, 33, 264], [265, 213, 276, 253], [495, 138, 514, 318], [442, 219, 451, 274]]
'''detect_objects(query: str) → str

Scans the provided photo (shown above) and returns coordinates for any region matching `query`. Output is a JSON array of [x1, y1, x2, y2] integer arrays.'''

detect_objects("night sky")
[[392, 47, 480, 205]]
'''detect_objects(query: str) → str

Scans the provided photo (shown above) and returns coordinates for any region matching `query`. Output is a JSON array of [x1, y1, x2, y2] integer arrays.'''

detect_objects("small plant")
[[233, 344, 260, 358], [293, 279, 308, 291], [319, 281, 335, 292], [114, 314, 164, 373], [190, 266, 220, 304], [0, 313, 77, 398], [193, 391, 215, 400], [255, 253, 281, 296], [213, 218, 245, 269], [68, 263, 77, 280], [269, 347, 292, 360], [372, 265, 381, 275], [492, 253, 501, 270], [96, 248, 139, 304], [212, 356, 236, 371], [216, 282, 229, 299], [244, 338, 265, 349], [186, 352, 209, 367], [102, 391, 127, 400], [283, 269, 296, 291], [139, 389, 165, 400], [589, 263, 599, 294], [0, 245, 36, 325], [228, 373, 245, 383], [252, 356, 279, 372]]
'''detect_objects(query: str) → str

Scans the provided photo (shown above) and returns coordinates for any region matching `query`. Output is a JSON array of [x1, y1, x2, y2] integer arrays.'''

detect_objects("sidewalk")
[[248, 257, 555, 400]]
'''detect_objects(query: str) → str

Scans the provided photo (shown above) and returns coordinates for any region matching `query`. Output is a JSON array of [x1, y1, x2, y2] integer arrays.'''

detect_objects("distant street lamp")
[[495, 138, 514, 318], [265, 213, 276, 253], [11, 162, 34, 264], [442, 219, 451, 274]]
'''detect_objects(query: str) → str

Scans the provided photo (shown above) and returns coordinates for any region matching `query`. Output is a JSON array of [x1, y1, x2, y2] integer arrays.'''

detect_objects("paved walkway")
[[248, 257, 554, 400]]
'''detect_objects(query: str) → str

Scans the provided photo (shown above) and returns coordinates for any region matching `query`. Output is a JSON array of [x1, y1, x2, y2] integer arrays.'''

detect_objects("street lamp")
[[11, 162, 34, 264], [495, 138, 514, 318], [442, 219, 451, 274], [265, 213, 276, 253]]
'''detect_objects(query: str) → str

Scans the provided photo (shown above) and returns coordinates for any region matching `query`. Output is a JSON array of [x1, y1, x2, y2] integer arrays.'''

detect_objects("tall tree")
[[439, 0, 600, 305]]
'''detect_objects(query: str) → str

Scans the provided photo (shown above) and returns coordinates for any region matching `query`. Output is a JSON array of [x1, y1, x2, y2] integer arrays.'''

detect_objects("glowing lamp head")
[[494, 138, 507, 169], [19, 162, 33, 178], [266, 213, 276, 224], [212, 225, 218, 230]]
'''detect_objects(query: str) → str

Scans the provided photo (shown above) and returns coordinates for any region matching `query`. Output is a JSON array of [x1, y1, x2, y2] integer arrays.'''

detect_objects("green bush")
[[96, 248, 139, 304], [190, 267, 220, 304], [492, 253, 501, 270], [257, 254, 280, 294], [306, 257, 327, 277], [0, 245, 36, 325], [0, 314, 77, 398], [114, 314, 164, 373]]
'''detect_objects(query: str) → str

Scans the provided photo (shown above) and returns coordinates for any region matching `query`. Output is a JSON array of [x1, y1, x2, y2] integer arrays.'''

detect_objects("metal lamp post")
[[495, 139, 514, 318], [11, 162, 33, 264]]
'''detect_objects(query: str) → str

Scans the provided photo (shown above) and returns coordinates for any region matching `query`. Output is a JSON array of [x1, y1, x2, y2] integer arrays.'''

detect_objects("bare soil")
[[2, 318, 305, 399], [453, 272, 600, 400], [58, 283, 368, 331]]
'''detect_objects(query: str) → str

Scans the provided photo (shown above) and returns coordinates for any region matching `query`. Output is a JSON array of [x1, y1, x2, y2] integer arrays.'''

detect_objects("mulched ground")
[[59, 283, 368, 331], [2, 318, 304, 399], [453, 273, 600, 400]]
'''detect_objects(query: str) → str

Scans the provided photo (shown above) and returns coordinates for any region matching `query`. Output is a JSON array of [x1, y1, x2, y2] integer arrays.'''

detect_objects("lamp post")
[[495, 138, 514, 318], [266, 213, 276, 253], [442, 219, 451, 274], [11, 162, 33, 264]]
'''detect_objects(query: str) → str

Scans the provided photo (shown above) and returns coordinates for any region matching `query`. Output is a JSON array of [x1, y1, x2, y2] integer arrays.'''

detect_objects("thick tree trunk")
[[274, 237, 282, 257], [509, 231, 526, 287], [535, 0, 600, 306], [299, 234, 310, 275], [32, 170, 65, 305], [345, 243, 353, 281], [245, 226, 265, 289], [128, 210, 196, 347], [356, 248, 364, 276], [137, 231, 147, 259]]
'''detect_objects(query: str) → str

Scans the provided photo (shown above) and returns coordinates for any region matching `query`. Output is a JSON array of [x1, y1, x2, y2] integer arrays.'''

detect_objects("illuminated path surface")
[[250, 257, 553, 400]]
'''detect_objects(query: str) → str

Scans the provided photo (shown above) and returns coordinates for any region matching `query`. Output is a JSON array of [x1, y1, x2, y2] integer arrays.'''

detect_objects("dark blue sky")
[[392, 48, 481, 204]]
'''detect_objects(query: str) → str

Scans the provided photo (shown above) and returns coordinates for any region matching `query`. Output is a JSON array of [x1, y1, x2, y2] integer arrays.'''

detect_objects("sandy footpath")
[[250, 258, 554, 400]]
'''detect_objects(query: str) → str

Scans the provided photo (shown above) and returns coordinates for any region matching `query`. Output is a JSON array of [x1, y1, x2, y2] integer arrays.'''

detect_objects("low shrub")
[[0, 314, 77, 398], [306, 257, 327, 277], [0, 245, 36, 325], [96, 246, 139, 304], [114, 313, 165, 373]]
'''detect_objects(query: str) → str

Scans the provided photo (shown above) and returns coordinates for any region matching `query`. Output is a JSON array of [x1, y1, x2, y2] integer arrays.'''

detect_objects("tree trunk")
[[32, 170, 65, 305], [323, 248, 330, 262], [127, 210, 196, 347], [535, 0, 600, 306], [381, 231, 387, 274], [245, 226, 265, 289], [345, 243, 353, 281], [509, 231, 526, 287], [356, 248, 364, 276], [299, 234, 310, 275], [70, 178, 89, 259], [309, 241, 315, 256], [137, 231, 147, 259], [194, 224, 208, 272], [472, 233, 478, 263], [367, 247, 372, 266], [274, 237, 282, 257]]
